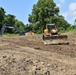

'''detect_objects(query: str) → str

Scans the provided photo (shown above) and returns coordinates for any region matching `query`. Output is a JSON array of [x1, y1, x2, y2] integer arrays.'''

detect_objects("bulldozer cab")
[[47, 24, 55, 32]]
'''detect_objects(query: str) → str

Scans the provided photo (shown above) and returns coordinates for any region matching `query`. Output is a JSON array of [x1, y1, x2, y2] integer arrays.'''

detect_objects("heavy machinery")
[[0, 24, 25, 36], [42, 24, 69, 45], [25, 31, 34, 36], [0, 24, 34, 36]]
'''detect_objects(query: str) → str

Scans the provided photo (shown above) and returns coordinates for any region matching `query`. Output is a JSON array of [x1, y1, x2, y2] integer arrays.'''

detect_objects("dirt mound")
[[0, 33, 76, 75]]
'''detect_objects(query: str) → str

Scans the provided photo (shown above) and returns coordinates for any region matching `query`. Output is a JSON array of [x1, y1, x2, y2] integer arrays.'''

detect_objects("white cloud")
[[61, 2, 76, 24], [54, 0, 76, 24], [56, 0, 65, 8], [59, 0, 65, 4], [56, 3, 61, 8], [69, 3, 76, 11], [69, 2, 76, 16], [61, 12, 68, 19]]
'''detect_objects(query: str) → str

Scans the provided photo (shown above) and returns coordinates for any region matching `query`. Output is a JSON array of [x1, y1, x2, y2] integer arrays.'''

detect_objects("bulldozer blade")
[[42, 35, 69, 45], [43, 35, 68, 40], [43, 40, 69, 45]]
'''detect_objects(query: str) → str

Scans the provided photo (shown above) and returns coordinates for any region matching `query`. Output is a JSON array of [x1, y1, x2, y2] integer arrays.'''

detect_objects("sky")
[[0, 0, 76, 25]]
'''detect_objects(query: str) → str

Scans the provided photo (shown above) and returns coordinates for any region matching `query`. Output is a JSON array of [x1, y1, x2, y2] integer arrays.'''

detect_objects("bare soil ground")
[[0, 33, 76, 75]]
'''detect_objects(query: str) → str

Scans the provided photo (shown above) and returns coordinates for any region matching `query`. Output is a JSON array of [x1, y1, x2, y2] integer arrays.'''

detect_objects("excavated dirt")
[[0, 33, 76, 75]]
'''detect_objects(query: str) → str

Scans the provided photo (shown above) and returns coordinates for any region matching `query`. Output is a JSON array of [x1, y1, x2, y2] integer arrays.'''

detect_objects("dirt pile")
[[0, 33, 76, 75]]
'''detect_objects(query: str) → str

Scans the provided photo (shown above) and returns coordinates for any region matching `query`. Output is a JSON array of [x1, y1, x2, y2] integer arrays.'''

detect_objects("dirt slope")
[[0, 33, 76, 75]]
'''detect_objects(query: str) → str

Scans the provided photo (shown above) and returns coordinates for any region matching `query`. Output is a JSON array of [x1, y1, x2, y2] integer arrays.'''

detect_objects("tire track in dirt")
[[1, 36, 76, 58], [0, 43, 76, 66], [0, 34, 76, 75]]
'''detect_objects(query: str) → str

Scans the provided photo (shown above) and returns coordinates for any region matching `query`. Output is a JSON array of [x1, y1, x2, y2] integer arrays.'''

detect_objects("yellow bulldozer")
[[42, 24, 69, 45]]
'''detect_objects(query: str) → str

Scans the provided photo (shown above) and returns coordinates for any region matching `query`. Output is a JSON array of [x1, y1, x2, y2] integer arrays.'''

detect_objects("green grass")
[[3, 33, 19, 37], [65, 29, 76, 33]]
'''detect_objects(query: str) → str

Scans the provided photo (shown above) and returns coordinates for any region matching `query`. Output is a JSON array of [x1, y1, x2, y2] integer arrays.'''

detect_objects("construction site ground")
[[0, 33, 76, 75]]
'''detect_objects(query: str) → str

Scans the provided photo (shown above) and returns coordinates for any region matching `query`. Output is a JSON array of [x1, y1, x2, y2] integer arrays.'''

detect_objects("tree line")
[[0, 0, 76, 34], [0, 7, 26, 34], [28, 0, 76, 33]]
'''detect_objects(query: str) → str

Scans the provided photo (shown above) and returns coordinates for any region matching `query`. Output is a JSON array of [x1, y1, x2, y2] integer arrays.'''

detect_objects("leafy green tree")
[[52, 15, 70, 32], [3, 14, 16, 33], [15, 20, 25, 32], [0, 7, 26, 34], [74, 19, 76, 24], [25, 24, 33, 32], [4, 14, 26, 34], [4, 14, 16, 25], [0, 7, 6, 29], [28, 0, 70, 33]]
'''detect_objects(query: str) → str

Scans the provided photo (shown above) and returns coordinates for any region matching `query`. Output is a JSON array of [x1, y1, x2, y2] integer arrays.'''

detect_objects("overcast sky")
[[0, 0, 76, 25]]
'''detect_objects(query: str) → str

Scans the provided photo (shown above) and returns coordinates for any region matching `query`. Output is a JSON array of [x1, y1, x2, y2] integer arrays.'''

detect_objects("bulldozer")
[[42, 24, 69, 45]]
